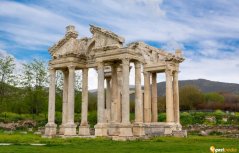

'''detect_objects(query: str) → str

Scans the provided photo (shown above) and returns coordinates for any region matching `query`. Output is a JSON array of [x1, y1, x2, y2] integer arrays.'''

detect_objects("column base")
[[108, 122, 120, 136], [79, 125, 91, 136], [133, 122, 145, 136], [94, 123, 108, 136], [64, 123, 77, 136], [175, 123, 182, 130], [59, 124, 66, 135], [119, 123, 133, 137], [44, 123, 57, 137]]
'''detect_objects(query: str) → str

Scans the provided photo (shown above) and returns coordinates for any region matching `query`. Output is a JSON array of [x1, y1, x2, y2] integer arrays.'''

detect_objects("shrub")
[[204, 93, 224, 103], [158, 113, 166, 122], [88, 111, 97, 128], [180, 112, 193, 125], [191, 112, 205, 124], [213, 110, 225, 124]]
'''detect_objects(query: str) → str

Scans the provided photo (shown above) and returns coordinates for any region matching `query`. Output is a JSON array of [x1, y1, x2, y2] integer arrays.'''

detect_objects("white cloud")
[[180, 56, 239, 84], [0, 49, 25, 74], [0, 0, 88, 49], [0, 0, 239, 87]]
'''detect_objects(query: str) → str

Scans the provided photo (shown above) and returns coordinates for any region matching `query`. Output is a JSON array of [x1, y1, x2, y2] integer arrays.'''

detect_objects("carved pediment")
[[127, 42, 164, 64], [90, 25, 125, 50], [49, 25, 89, 59]]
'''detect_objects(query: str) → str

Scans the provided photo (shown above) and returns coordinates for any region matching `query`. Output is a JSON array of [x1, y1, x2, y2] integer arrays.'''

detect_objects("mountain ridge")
[[89, 79, 239, 96]]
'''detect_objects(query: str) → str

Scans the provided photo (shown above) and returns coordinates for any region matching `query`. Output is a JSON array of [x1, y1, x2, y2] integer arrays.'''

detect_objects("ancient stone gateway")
[[44, 25, 185, 140]]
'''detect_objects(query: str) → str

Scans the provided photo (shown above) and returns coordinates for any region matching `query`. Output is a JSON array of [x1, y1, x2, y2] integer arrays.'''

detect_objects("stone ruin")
[[44, 25, 186, 140]]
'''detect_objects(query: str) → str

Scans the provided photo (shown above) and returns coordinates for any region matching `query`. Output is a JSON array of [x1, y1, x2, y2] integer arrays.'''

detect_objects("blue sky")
[[0, 0, 239, 89]]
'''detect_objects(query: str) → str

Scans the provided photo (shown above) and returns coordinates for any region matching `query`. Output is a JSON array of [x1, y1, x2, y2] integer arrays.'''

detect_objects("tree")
[[179, 85, 204, 110], [0, 56, 15, 103], [21, 59, 48, 114], [204, 92, 224, 103]]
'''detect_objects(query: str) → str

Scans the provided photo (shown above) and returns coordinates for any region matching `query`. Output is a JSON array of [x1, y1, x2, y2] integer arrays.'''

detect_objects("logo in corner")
[[210, 146, 215, 153]]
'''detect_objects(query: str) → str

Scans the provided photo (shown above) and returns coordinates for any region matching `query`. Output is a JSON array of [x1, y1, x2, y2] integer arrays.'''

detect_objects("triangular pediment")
[[90, 25, 125, 50]]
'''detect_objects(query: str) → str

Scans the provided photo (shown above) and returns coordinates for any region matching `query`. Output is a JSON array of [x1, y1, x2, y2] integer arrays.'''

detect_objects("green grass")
[[0, 133, 238, 153]]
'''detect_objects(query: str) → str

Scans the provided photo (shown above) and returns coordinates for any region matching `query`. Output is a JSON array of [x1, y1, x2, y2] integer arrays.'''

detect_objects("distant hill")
[[90, 79, 239, 96], [157, 79, 239, 96]]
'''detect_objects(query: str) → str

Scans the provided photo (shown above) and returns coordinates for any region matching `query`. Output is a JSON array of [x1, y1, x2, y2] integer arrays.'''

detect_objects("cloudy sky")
[[0, 0, 239, 89]]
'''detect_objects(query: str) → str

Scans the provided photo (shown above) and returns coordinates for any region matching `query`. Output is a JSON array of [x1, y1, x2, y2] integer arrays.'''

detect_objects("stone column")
[[64, 66, 76, 136], [59, 70, 69, 135], [143, 71, 151, 123], [95, 62, 107, 136], [133, 62, 145, 136], [119, 58, 133, 137], [134, 62, 143, 123], [166, 69, 174, 122], [45, 68, 57, 136], [79, 68, 90, 136], [105, 77, 111, 122], [173, 71, 180, 124], [111, 64, 118, 123], [117, 66, 122, 123], [151, 72, 158, 122]]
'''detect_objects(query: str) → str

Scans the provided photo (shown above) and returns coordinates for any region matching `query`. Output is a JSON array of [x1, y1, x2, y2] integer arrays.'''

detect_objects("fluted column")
[[166, 69, 174, 122], [151, 72, 158, 122], [106, 77, 111, 122], [143, 71, 151, 123], [64, 65, 76, 136], [134, 62, 143, 123], [132, 61, 145, 136], [117, 66, 122, 123], [97, 62, 105, 124], [79, 68, 90, 135], [59, 70, 68, 135], [121, 59, 130, 124], [111, 64, 118, 123], [45, 68, 57, 136], [173, 71, 180, 123], [119, 58, 133, 137], [95, 62, 107, 136]]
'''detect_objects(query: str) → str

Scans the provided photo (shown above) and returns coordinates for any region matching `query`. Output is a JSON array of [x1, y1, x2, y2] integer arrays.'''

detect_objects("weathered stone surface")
[[44, 25, 185, 140]]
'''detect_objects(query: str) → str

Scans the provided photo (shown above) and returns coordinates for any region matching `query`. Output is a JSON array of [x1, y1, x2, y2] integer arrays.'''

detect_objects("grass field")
[[0, 133, 238, 153]]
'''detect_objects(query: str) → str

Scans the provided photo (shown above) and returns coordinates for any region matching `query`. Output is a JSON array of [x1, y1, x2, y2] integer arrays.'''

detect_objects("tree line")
[[1, 56, 239, 115], [0, 56, 87, 115]]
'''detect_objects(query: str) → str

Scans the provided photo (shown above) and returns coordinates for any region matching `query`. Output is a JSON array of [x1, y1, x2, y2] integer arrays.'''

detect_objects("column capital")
[[67, 65, 76, 70], [134, 61, 141, 69], [143, 71, 149, 76], [111, 62, 119, 68], [105, 76, 111, 81], [165, 69, 173, 76], [173, 70, 180, 74], [97, 62, 104, 69], [62, 69, 69, 74], [122, 58, 130, 66], [48, 67, 55, 72]]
